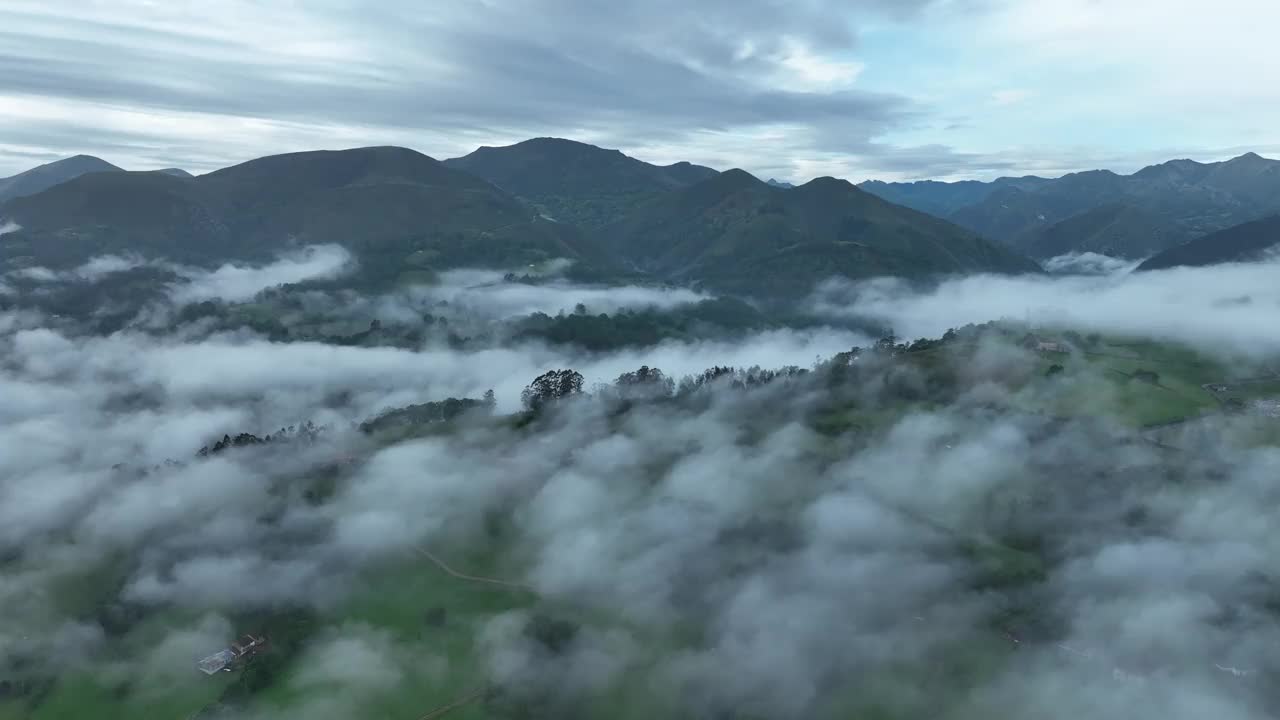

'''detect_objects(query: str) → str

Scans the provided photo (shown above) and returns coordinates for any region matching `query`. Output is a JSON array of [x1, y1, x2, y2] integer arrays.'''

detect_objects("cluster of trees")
[[197, 421, 324, 457], [519, 362, 812, 413], [521, 370, 585, 410], [359, 395, 493, 434], [512, 297, 768, 351]]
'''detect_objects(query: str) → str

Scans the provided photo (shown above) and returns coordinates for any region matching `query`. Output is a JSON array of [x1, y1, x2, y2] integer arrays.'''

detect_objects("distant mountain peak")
[[0, 154, 124, 203], [443, 138, 719, 228], [1226, 151, 1268, 165], [709, 168, 763, 189], [800, 176, 853, 188], [766, 178, 795, 189]]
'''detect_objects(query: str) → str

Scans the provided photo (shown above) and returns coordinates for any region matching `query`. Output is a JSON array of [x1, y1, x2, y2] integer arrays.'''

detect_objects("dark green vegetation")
[[511, 297, 776, 351], [599, 170, 1040, 297], [443, 138, 717, 229], [2, 141, 1041, 307], [1137, 214, 1280, 270], [862, 152, 1280, 259], [0, 155, 122, 203], [1018, 202, 1184, 259], [158, 290, 803, 354], [0, 147, 611, 287]]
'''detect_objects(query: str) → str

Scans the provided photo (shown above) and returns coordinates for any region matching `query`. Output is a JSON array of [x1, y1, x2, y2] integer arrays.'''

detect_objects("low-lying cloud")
[[812, 258, 1280, 355], [423, 269, 711, 319], [4, 255, 1280, 719], [169, 244, 354, 304], [1043, 252, 1144, 276]]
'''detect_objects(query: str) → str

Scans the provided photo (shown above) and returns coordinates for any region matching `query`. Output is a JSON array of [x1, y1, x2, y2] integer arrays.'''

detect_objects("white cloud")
[[423, 269, 710, 319], [169, 244, 354, 304], [1042, 252, 1142, 276], [773, 38, 866, 92], [812, 259, 1280, 355]]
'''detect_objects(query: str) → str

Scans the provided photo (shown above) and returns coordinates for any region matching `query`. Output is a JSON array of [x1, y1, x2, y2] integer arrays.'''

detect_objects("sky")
[[0, 0, 1277, 182]]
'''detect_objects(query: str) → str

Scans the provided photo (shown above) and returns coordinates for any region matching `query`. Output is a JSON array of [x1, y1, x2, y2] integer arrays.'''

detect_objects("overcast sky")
[[1, 0, 1277, 182]]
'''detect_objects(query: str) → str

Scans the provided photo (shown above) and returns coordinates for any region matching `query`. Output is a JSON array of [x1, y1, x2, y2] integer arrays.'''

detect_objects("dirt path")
[[413, 546, 534, 592], [416, 687, 486, 720]]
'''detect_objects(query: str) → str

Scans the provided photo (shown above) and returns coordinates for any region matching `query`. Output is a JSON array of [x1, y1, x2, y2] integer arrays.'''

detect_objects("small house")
[[198, 634, 268, 675]]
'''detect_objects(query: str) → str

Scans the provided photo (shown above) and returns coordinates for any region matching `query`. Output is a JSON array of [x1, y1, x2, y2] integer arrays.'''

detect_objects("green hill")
[[599, 170, 1041, 297], [1016, 202, 1187, 259], [0, 155, 123, 203], [1, 146, 612, 285], [444, 137, 718, 228], [1137, 214, 1280, 271]]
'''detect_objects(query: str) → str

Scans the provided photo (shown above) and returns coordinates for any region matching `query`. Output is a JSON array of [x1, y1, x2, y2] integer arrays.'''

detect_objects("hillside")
[[444, 137, 718, 228], [1137, 214, 1280, 271], [0, 155, 123, 203], [861, 153, 1280, 258], [0, 146, 612, 285], [600, 169, 1041, 297], [1017, 203, 1186, 259]]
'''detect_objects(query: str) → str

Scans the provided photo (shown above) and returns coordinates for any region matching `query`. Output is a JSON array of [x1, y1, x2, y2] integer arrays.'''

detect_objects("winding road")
[[413, 546, 534, 592]]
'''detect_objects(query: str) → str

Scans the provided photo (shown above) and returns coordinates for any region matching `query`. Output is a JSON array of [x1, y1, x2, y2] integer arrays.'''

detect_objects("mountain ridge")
[[0, 155, 124, 203], [598, 168, 1040, 298], [860, 152, 1280, 259], [1, 146, 611, 282], [443, 137, 718, 228], [1137, 214, 1280, 271]]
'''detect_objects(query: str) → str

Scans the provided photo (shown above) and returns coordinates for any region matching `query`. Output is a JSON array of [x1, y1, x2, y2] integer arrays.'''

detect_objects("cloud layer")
[[7, 0, 1272, 182], [813, 258, 1280, 356]]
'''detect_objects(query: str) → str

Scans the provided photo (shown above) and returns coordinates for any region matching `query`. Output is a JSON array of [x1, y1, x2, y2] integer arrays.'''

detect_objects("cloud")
[[0, 0, 1000, 181], [1043, 252, 1143, 276], [168, 244, 354, 304], [4, 260, 1280, 717], [11, 265, 58, 282], [420, 269, 710, 319], [811, 259, 1280, 355], [0, 220, 21, 235], [74, 254, 147, 281], [5, 253, 147, 284]]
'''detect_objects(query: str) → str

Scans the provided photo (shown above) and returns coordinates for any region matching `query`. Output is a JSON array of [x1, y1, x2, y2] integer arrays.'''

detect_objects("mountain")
[[860, 153, 1280, 259], [1017, 203, 1186, 259], [766, 178, 795, 189], [1136, 215, 1280, 271], [0, 155, 123, 203], [1, 146, 610, 284], [443, 138, 718, 228], [154, 168, 194, 178], [598, 169, 1041, 298]]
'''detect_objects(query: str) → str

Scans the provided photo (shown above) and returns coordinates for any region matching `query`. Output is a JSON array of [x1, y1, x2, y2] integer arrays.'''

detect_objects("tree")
[[614, 365, 674, 398], [873, 334, 900, 355], [1045, 364, 1065, 377], [521, 369, 585, 411], [483, 389, 496, 408], [524, 613, 578, 655]]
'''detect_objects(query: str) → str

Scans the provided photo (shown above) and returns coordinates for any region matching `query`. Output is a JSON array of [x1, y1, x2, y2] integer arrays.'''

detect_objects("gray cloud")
[[0, 1, 986, 179], [4, 257, 1280, 717]]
